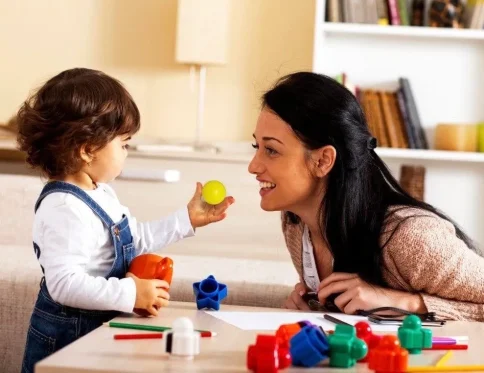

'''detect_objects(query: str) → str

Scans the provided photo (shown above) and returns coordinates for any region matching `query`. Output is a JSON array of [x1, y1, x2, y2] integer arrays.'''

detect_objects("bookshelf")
[[321, 22, 484, 40], [313, 0, 484, 248], [375, 147, 484, 163]]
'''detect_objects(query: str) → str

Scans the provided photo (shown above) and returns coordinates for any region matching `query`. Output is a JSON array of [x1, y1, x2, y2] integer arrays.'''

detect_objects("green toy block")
[[398, 315, 432, 354], [328, 324, 368, 368]]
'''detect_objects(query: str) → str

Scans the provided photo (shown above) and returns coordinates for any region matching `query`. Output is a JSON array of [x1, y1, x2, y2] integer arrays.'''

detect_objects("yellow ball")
[[202, 180, 226, 205]]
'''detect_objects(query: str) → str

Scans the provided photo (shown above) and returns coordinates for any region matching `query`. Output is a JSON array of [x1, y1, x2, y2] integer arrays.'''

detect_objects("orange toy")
[[275, 321, 313, 349], [368, 335, 408, 373], [128, 254, 174, 316], [129, 254, 174, 283]]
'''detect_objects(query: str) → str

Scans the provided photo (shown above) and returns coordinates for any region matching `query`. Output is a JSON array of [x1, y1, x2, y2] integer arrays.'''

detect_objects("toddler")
[[17, 68, 234, 373]]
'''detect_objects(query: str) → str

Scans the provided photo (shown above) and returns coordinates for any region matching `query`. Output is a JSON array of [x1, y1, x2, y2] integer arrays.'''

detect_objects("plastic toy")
[[164, 317, 200, 359], [355, 321, 382, 362], [193, 275, 227, 310], [397, 315, 432, 354], [128, 253, 174, 283], [202, 180, 226, 205], [128, 254, 173, 316], [368, 335, 408, 373], [327, 324, 368, 368], [275, 320, 313, 349], [289, 325, 330, 367], [247, 334, 291, 373]]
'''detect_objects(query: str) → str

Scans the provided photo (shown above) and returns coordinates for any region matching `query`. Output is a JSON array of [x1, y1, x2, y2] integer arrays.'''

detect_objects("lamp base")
[[182, 141, 220, 154], [133, 141, 220, 154]]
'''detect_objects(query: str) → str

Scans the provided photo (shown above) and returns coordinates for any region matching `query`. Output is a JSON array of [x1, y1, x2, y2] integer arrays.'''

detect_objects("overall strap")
[[35, 181, 115, 228]]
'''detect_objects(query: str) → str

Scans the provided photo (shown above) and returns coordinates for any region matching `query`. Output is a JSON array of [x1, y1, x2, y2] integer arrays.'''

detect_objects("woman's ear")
[[312, 145, 336, 178]]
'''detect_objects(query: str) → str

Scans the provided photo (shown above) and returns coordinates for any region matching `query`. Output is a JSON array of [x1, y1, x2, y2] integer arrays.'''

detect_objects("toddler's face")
[[88, 135, 131, 183]]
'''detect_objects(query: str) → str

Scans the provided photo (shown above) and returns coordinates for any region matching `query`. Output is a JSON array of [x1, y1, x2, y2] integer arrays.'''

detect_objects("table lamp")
[[175, 0, 230, 153]]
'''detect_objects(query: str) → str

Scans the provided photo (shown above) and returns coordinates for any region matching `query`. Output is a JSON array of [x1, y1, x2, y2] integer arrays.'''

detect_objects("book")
[[378, 91, 400, 147], [396, 89, 417, 149], [399, 77, 428, 149], [397, 0, 410, 26]]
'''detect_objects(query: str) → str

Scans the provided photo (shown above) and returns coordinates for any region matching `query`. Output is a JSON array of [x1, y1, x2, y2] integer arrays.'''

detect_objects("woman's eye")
[[251, 143, 259, 150], [123, 144, 130, 150], [265, 147, 277, 156]]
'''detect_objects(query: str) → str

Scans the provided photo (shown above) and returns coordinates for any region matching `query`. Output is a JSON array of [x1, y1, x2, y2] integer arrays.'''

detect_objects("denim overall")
[[22, 181, 136, 373]]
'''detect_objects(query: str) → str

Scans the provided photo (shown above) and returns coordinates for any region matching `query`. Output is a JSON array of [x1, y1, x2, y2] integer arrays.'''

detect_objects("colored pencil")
[[407, 366, 484, 372], [432, 338, 456, 345], [425, 344, 468, 351], [105, 321, 216, 335], [433, 336, 468, 343], [113, 331, 214, 340], [435, 351, 453, 367], [115, 333, 164, 340]]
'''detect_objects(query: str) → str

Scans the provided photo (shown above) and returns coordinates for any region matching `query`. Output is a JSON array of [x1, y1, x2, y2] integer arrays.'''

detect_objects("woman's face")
[[248, 108, 323, 213]]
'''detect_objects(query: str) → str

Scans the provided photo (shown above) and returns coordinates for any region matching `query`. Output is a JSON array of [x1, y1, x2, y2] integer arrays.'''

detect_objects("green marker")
[[105, 321, 216, 336]]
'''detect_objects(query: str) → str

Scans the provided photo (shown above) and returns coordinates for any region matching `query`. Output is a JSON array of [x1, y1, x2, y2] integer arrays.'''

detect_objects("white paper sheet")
[[204, 311, 400, 332]]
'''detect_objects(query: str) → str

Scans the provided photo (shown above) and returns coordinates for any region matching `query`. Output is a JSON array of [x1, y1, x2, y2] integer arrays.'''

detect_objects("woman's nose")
[[248, 155, 263, 175]]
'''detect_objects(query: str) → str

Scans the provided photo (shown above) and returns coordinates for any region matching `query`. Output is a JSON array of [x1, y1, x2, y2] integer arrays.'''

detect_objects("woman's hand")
[[317, 272, 427, 315], [283, 282, 311, 311], [187, 182, 235, 229]]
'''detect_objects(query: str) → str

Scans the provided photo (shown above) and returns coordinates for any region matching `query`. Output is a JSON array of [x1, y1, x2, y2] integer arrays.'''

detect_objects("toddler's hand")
[[187, 182, 235, 228], [126, 272, 170, 316]]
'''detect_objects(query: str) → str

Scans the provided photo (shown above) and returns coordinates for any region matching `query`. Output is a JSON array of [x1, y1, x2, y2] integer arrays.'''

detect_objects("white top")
[[302, 225, 321, 292], [33, 183, 195, 313]]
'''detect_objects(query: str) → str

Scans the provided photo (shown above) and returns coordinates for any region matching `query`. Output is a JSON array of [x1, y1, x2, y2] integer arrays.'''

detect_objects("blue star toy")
[[193, 275, 228, 310]]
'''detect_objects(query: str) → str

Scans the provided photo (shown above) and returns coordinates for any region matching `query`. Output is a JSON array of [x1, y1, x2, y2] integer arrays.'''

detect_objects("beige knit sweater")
[[282, 207, 484, 321]]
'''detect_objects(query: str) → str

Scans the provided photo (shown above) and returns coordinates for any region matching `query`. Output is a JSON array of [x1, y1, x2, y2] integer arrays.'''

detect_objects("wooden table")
[[36, 302, 484, 373]]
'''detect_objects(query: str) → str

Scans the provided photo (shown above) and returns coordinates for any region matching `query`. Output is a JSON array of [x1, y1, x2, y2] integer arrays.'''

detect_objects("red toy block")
[[368, 335, 408, 373], [247, 335, 291, 373], [355, 321, 382, 362]]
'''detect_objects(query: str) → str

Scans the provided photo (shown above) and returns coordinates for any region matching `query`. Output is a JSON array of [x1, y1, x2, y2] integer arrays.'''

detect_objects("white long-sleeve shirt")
[[33, 183, 195, 313]]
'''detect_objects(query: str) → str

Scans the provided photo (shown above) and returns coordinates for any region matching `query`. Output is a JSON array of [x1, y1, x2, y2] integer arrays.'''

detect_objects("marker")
[[105, 321, 215, 335], [113, 331, 215, 340]]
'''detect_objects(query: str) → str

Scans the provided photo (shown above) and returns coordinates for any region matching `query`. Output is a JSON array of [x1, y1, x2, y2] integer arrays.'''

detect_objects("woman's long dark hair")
[[263, 72, 477, 287]]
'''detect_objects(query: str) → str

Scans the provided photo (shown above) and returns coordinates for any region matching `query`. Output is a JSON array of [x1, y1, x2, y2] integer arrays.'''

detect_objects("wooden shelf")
[[321, 23, 484, 41], [376, 147, 484, 163]]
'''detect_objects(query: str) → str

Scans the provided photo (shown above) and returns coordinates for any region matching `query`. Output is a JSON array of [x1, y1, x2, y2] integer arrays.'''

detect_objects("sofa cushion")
[[0, 174, 43, 246], [0, 244, 42, 373], [166, 253, 297, 308]]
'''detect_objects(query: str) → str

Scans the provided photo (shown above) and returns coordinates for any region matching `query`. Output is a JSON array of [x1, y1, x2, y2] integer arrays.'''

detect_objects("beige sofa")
[[0, 172, 297, 373]]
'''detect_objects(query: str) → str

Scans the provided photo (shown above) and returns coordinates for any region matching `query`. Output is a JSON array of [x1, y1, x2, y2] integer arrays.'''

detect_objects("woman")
[[248, 72, 484, 321]]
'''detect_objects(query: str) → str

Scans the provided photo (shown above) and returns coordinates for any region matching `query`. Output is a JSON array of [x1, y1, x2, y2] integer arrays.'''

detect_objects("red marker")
[[114, 331, 216, 340]]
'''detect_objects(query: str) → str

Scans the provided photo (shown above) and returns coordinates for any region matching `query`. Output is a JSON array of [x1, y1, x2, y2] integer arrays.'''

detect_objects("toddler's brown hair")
[[17, 68, 140, 178]]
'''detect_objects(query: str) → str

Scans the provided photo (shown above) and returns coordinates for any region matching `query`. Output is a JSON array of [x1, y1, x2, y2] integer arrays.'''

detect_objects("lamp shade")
[[175, 0, 230, 65]]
